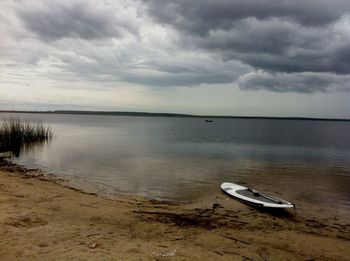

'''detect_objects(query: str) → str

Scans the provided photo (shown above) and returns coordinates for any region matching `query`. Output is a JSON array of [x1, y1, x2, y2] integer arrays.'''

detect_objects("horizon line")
[[0, 109, 349, 122]]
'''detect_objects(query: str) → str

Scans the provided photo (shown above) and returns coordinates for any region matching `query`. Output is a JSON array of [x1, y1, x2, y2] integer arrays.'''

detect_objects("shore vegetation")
[[0, 119, 52, 149]]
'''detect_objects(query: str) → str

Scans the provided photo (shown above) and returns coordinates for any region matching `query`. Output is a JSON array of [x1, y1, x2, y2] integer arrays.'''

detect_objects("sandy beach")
[[0, 159, 349, 260]]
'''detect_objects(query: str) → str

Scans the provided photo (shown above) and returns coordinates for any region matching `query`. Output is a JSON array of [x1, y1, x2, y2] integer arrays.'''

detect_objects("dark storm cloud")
[[18, 1, 137, 40], [145, 0, 350, 92], [146, 0, 350, 72], [147, 0, 350, 34], [191, 18, 350, 74]]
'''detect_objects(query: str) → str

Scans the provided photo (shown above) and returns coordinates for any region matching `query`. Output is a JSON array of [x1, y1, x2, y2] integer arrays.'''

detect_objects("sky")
[[1, 0, 350, 118]]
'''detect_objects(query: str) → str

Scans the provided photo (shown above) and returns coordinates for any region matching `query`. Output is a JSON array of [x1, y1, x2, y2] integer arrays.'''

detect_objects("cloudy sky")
[[1, 0, 350, 118]]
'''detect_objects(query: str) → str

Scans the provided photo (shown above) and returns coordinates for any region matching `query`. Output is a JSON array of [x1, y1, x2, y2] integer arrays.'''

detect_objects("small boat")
[[205, 119, 214, 122], [221, 182, 295, 209]]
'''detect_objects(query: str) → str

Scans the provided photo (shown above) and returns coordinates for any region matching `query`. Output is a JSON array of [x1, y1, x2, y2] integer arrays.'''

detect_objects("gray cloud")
[[47, 43, 251, 87], [119, 57, 251, 87], [1, 0, 350, 95], [145, 0, 350, 92], [147, 0, 350, 34], [193, 18, 350, 75], [18, 1, 138, 40], [147, 0, 350, 74], [238, 71, 350, 93]]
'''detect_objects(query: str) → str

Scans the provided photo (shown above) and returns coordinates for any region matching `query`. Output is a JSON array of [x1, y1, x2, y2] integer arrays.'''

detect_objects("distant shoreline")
[[0, 110, 349, 122]]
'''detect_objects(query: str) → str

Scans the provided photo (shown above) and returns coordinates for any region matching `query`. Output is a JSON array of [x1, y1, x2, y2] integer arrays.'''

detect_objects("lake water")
[[1, 113, 350, 211]]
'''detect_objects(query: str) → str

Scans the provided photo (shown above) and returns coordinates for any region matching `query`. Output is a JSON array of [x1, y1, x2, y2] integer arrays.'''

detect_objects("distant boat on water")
[[205, 119, 214, 122]]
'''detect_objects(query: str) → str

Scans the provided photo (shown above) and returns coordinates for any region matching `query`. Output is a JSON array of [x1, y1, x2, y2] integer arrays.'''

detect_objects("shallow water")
[[1, 113, 350, 210]]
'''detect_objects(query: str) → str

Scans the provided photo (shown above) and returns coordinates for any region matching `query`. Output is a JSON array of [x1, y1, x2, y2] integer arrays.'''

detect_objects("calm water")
[[1, 113, 350, 208]]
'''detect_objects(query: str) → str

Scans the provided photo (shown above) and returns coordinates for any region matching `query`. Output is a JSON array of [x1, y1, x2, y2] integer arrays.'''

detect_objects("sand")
[[0, 159, 349, 260]]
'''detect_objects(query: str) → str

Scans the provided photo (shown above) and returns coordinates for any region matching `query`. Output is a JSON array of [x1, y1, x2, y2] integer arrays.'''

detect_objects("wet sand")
[[0, 159, 349, 260]]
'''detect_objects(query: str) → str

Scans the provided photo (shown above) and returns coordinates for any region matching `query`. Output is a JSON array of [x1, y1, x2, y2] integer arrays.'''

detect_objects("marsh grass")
[[0, 119, 53, 148]]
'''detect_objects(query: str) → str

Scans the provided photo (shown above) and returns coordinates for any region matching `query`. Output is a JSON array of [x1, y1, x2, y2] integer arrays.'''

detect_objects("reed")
[[0, 119, 53, 148]]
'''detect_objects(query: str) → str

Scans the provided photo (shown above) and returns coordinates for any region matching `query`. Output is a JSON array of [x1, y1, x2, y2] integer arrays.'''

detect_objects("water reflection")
[[0, 113, 348, 209], [0, 137, 52, 158]]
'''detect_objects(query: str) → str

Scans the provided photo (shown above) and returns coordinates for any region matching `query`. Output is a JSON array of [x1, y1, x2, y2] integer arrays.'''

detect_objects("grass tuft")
[[0, 119, 53, 148]]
